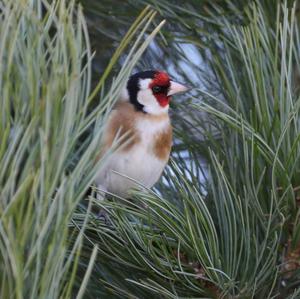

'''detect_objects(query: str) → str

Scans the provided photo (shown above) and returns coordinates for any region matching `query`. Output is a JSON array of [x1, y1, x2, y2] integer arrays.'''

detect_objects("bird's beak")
[[167, 81, 189, 96]]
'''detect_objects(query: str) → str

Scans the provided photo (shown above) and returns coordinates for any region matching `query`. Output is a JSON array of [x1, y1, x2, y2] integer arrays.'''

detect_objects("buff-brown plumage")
[[99, 101, 172, 161]]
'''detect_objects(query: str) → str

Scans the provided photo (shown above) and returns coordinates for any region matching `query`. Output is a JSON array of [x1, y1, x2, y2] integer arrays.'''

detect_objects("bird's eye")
[[152, 86, 162, 93]]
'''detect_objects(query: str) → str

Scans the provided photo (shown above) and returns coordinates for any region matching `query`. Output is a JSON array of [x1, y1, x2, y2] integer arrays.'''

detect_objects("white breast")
[[95, 117, 170, 198]]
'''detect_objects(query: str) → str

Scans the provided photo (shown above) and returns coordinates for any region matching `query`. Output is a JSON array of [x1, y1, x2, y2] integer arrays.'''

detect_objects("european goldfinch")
[[95, 70, 188, 198]]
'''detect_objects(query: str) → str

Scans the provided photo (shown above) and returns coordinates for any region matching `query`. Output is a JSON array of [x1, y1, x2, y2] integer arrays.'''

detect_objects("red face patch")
[[152, 71, 170, 86], [149, 71, 171, 107]]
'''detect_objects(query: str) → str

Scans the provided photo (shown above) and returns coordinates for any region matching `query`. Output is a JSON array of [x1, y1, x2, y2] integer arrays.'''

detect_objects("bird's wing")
[[95, 102, 140, 162]]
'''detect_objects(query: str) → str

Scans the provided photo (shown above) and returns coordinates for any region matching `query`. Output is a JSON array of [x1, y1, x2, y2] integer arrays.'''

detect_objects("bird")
[[95, 70, 188, 199]]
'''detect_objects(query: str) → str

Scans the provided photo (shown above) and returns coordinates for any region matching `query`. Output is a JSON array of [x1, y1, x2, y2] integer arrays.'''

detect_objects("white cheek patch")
[[137, 78, 169, 115], [139, 78, 152, 89]]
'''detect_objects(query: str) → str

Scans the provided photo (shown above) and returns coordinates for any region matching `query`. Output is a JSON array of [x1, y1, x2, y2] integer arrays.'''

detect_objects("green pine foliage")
[[1, 0, 300, 298], [0, 1, 163, 298]]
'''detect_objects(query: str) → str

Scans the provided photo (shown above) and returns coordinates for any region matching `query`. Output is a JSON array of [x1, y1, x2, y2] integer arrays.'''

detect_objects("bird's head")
[[122, 70, 188, 115]]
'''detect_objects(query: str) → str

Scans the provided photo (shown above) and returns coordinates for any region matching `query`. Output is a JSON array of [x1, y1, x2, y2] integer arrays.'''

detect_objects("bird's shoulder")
[[103, 101, 140, 150]]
